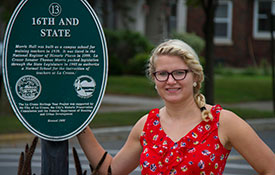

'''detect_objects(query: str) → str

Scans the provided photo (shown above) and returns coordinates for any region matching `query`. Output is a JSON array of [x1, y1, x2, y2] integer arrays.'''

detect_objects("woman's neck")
[[163, 96, 201, 121]]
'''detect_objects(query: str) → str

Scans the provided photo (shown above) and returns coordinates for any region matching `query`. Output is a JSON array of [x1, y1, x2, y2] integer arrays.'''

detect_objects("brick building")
[[0, 0, 274, 67], [187, 0, 274, 67]]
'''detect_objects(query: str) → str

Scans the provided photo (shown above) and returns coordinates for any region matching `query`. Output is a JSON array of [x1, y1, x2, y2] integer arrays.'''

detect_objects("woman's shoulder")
[[205, 104, 238, 121], [131, 108, 160, 138], [207, 105, 248, 149], [135, 114, 148, 129], [205, 104, 245, 130], [218, 107, 242, 125], [214, 105, 252, 140], [130, 113, 149, 138]]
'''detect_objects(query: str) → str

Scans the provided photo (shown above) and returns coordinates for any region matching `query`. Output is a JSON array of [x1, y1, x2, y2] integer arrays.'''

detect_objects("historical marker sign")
[[2, 0, 108, 141]]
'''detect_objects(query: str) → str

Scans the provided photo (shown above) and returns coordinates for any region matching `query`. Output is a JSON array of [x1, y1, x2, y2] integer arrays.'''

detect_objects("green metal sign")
[[2, 0, 108, 141]]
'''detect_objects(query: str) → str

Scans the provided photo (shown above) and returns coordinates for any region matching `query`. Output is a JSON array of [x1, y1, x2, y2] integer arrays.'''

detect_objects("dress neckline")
[[161, 117, 204, 144], [154, 108, 212, 144]]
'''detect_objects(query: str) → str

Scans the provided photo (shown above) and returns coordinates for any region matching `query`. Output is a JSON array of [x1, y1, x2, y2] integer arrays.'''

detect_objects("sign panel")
[[2, 0, 108, 141]]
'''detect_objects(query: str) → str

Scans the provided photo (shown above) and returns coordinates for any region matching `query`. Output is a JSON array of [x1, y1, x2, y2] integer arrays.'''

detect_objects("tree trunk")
[[145, 0, 168, 44], [202, 0, 218, 105]]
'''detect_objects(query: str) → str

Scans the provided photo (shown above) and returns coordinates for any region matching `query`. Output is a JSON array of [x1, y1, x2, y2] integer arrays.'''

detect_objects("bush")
[[242, 66, 261, 76], [104, 29, 154, 75], [127, 53, 150, 75], [108, 56, 124, 75], [171, 32, 205, 55], [259, 59, 272, 76]]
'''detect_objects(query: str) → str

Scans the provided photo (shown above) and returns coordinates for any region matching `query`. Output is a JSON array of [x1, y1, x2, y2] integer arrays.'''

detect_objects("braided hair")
[[147, 39, 213, 122]]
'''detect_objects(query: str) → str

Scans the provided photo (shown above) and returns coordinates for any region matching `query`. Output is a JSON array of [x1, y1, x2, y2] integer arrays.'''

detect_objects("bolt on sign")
[[2, 0, 108, 141]]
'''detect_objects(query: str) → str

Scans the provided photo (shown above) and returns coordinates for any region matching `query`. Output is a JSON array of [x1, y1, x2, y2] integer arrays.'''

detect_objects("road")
[[0, 95, 274, 174], [0, 127, 274, 175]]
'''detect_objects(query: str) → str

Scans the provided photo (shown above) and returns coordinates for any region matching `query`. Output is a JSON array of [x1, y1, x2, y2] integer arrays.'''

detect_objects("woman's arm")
[[77, 114, 147, 175], [219, 110, 275, 175]]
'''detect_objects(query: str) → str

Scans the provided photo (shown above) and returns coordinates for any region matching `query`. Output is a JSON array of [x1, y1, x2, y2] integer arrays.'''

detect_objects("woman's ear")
[[193, 73, 200, 83]]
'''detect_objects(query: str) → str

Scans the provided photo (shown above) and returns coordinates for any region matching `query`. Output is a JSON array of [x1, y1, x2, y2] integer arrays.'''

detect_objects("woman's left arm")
[[219, 110, 275, 175]]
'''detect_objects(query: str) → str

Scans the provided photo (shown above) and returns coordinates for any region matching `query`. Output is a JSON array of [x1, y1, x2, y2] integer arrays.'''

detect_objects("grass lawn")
[[107, 75, 272, 103], [0, 108, 273, 134], [0, 115, 28, 134], [0, 74, 273, 134], [106, 76, 158, 97], [215, 75, 272, 103]]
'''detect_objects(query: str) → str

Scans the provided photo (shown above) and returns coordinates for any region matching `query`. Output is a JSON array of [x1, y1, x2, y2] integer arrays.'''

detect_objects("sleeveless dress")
[[139, 105, 231, 175]]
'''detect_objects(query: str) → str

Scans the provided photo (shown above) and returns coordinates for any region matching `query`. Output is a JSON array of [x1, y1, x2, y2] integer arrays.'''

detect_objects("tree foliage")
[[0, 0, 20, 23]]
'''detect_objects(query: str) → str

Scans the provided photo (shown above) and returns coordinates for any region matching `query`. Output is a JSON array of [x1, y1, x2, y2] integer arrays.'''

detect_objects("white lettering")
[[40, 29, 71, 37], [32, 17, 55, 25], [58, 18, 79, 26]]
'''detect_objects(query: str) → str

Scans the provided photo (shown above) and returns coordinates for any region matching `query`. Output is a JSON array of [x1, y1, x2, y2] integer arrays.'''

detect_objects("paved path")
[[98, 94, 164, 113]]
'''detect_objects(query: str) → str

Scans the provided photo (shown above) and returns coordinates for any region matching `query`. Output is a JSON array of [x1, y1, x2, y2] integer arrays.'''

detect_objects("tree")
[[145, 0, 169, 44], [87, 0, 136, 29], [187, 0, 218, 104]]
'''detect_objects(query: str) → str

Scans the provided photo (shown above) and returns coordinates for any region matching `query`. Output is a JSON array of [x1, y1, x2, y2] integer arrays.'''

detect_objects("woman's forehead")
[[154, 55, 188, 70]]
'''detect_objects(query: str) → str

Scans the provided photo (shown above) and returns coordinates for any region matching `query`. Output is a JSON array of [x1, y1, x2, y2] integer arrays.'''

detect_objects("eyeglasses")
[[153, 69, 191, 82]]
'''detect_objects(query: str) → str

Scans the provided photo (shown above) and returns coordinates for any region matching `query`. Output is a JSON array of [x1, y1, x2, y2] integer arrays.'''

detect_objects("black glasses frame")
[[153, 69, 191, 82]]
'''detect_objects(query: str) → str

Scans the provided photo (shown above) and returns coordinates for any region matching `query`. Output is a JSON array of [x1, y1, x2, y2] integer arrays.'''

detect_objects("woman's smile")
[[165, 87, 181, 93]]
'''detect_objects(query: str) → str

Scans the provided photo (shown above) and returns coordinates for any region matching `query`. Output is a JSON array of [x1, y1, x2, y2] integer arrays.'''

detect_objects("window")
[[168, 0, 177, 34], [254, 0, 275, 39], [214, 0, 233, 44]]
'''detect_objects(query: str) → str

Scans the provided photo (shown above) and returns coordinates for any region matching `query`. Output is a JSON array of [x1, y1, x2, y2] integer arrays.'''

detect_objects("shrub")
[[127, 53, 150, 75], [104, 29, 154, 75], [108, 55, 124, 75], [259, 58, 271, 76], [242, 66, 260, 76], [171, 32, 205, 55]]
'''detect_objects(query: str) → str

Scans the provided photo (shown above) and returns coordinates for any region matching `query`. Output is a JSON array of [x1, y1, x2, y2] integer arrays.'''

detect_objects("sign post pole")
[[41, 139, 69, 175]]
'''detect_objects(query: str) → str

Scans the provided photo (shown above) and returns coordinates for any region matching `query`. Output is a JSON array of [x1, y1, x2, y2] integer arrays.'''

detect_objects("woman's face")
[[153, 55, 195, 104]]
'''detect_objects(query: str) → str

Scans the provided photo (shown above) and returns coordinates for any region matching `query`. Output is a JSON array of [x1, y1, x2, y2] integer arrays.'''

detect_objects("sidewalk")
[[98, 94, 275, 131], [98, 94, 164, 113]]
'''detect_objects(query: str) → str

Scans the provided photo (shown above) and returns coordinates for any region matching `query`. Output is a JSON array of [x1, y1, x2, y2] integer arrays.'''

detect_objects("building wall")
[[187, 0, 271, 67]]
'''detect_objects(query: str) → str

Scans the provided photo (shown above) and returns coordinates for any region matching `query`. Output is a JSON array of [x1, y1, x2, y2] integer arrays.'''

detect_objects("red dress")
[[139, 105, 231, 175]]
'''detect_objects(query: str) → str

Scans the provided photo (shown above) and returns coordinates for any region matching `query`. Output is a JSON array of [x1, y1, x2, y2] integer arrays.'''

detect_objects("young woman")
[[77, 39, 275, 175]]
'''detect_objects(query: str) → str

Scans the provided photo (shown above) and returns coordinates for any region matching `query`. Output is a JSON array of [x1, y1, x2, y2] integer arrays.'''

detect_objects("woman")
[[77, 39, 275, 174]]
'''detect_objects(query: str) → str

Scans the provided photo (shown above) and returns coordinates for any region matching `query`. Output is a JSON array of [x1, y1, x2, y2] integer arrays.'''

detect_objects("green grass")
[[0, 111, 148, 134], [106, 75, 272, 103], [0, 115, 28, 134], [215, 75, 272, 103], [106, 76, 158, 97], [1, 108, 273, 134], [90, 110, 148, 128], [0, 74, 273, 134], [226, 108, 274, 119]]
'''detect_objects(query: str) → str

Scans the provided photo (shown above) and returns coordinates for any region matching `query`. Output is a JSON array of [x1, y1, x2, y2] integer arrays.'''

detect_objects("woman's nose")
[[166, 74, 176, 84]]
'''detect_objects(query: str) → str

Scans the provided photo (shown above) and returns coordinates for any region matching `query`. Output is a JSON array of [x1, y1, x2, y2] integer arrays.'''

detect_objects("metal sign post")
[[41, 140, 69, 175], [2, 0, 108, 174]]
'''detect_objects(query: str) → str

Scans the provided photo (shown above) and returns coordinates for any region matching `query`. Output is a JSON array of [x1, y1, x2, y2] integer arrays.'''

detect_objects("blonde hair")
[[147, 39, 213, 122]]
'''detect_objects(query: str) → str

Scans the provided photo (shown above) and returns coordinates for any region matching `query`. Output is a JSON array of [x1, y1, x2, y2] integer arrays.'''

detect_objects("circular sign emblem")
[[74, 75, 96, 98], [15, 75, 41, 101], [48, 2, 62, 17]]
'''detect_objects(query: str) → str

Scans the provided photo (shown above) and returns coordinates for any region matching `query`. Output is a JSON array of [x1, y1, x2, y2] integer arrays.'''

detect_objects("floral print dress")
[[139, 105, 231, 175]]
